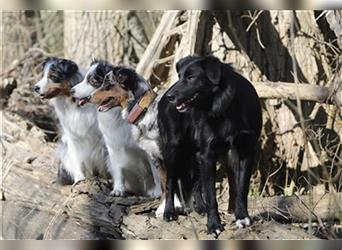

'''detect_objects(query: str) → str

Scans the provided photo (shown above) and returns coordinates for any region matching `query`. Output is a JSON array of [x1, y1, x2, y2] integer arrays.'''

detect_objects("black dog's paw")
[[163, 210, 178, 222], [194, 203, 207, 216], [235, 217, 252, 228], [207, 221, 224, 237]]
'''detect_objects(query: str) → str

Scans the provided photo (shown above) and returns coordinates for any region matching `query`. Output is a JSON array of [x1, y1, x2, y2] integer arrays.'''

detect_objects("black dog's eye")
[[187, 75, 195, 81]]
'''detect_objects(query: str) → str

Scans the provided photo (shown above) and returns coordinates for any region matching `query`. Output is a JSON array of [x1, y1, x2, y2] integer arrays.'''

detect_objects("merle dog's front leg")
[[199, 147, 224, 236]]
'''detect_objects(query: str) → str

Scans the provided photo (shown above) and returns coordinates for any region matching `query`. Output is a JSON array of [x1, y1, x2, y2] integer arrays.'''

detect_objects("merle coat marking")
[[71, 60, 161, 197], [33, 57, 108, 184]]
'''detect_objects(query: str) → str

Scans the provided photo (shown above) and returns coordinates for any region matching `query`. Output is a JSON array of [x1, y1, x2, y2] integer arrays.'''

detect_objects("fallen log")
[[253, 81, 342, 106], [1, 111, 339, 239], [247, 193, 342, 223]]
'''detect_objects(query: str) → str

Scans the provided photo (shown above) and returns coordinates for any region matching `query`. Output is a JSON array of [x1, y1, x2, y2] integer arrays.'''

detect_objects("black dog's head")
[[166, 56, 224, 113], [33, 57, 79, 100]]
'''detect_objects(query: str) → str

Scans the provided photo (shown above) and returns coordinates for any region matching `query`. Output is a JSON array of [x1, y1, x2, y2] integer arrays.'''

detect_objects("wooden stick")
[[136, 11, 180, 79], [253, 81, 342, 106]]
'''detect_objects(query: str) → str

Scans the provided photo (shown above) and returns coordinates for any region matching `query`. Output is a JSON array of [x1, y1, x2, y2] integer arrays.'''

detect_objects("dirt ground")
[[1, 78, 341, 240]]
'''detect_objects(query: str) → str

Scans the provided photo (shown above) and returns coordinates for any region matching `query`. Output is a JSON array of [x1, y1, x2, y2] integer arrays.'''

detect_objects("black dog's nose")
[[70, 88, 75, 96], [166, 93, 176, 103], [33, 85, 40, 93]]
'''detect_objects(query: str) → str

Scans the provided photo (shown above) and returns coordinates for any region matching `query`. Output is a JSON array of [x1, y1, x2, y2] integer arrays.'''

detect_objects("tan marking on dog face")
[[42, 82, 70, 99], [91, 84, 130, 108]]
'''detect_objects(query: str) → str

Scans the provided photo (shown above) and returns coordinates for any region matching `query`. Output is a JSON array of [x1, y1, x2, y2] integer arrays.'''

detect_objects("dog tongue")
[[78, 98, 88, 106], [39, 94, 47, 100], [176, 103, 185, 110], [98, 105, 108, 112]]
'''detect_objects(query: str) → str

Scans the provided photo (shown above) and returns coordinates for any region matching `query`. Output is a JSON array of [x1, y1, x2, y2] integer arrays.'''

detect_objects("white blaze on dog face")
[[72, 63, 98, 99], [34, 61, 54, 94]]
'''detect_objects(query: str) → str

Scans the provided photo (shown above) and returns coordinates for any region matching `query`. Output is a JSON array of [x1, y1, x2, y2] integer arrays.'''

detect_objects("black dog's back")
[[220, 63, 262, 149]]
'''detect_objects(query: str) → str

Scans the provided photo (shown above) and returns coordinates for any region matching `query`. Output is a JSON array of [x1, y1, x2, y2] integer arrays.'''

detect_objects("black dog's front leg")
[[234, 154, 254, 228], [199, 146, 224, 236], [193, 179, 206, 215], [163, 148, 178, 221]]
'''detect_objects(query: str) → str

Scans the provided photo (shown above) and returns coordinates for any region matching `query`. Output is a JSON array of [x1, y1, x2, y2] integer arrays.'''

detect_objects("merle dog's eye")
[[119, 83, 127, 89], [88, 76, 101, 88], [51, 77, 59, 82], [187, 75, 195, 81], [117, 73, 125, 83], [104, 85, 111, 91], [50, 74, 60, 82]]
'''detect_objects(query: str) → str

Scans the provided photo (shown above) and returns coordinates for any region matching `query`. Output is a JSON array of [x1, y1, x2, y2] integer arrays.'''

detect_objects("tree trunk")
[[63, 11, 160, 67], [63, 11, 127, 67], [212, 10, 341, 195]]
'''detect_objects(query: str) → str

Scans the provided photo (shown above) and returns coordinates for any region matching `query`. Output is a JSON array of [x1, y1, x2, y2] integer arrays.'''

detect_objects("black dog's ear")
[[203, 56, 222, 85], [176, 55, 199, 73]]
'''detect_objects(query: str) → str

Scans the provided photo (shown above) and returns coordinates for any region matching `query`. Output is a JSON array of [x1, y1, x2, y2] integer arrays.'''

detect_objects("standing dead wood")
[[136, 10, 180, 79]]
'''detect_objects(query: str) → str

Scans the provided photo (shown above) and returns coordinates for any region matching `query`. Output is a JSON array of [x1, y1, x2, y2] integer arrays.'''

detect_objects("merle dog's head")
[[90, 71, 132, 112], [89, 65, 150, 112], [166, 55, 225, 113], [111, 65, 150, 100], [33, 57, 79, 100], [70, 59, 115, 106]]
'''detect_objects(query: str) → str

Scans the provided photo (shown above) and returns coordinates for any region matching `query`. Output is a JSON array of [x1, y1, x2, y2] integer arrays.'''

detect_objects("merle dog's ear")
[[90, 58, 99, 66], [104, 64, 115, 76], [203, 56, 222, 85], [104, 71, 115, 84], [59, 59, 78, 78], [116, 69, 128, 84], [176, 56, 199, 73], [42, 57, 55, 69]]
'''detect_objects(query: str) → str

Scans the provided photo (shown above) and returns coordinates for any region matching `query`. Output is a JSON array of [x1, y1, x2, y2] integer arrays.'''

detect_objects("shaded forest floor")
[[1, 77, 341, 240]]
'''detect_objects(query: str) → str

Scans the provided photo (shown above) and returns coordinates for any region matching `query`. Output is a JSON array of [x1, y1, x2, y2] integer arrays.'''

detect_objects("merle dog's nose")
[[33, 85, 40, 93], [166, 93, 176, 103], [70, 88, 75, 96]]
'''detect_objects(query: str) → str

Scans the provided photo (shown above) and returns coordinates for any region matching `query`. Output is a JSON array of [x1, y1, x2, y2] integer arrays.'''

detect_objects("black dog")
[[157, 55, 262, 236]]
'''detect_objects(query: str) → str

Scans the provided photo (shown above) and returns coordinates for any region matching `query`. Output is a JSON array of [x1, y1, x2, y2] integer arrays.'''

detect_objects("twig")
[[246, 10, 264, 32]]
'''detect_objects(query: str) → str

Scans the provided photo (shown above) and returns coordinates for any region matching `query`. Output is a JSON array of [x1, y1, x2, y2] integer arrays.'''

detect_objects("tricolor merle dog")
[[33, 57, 108, 184], [158, 55, 262, 236], [71, 60, 162, 197]]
